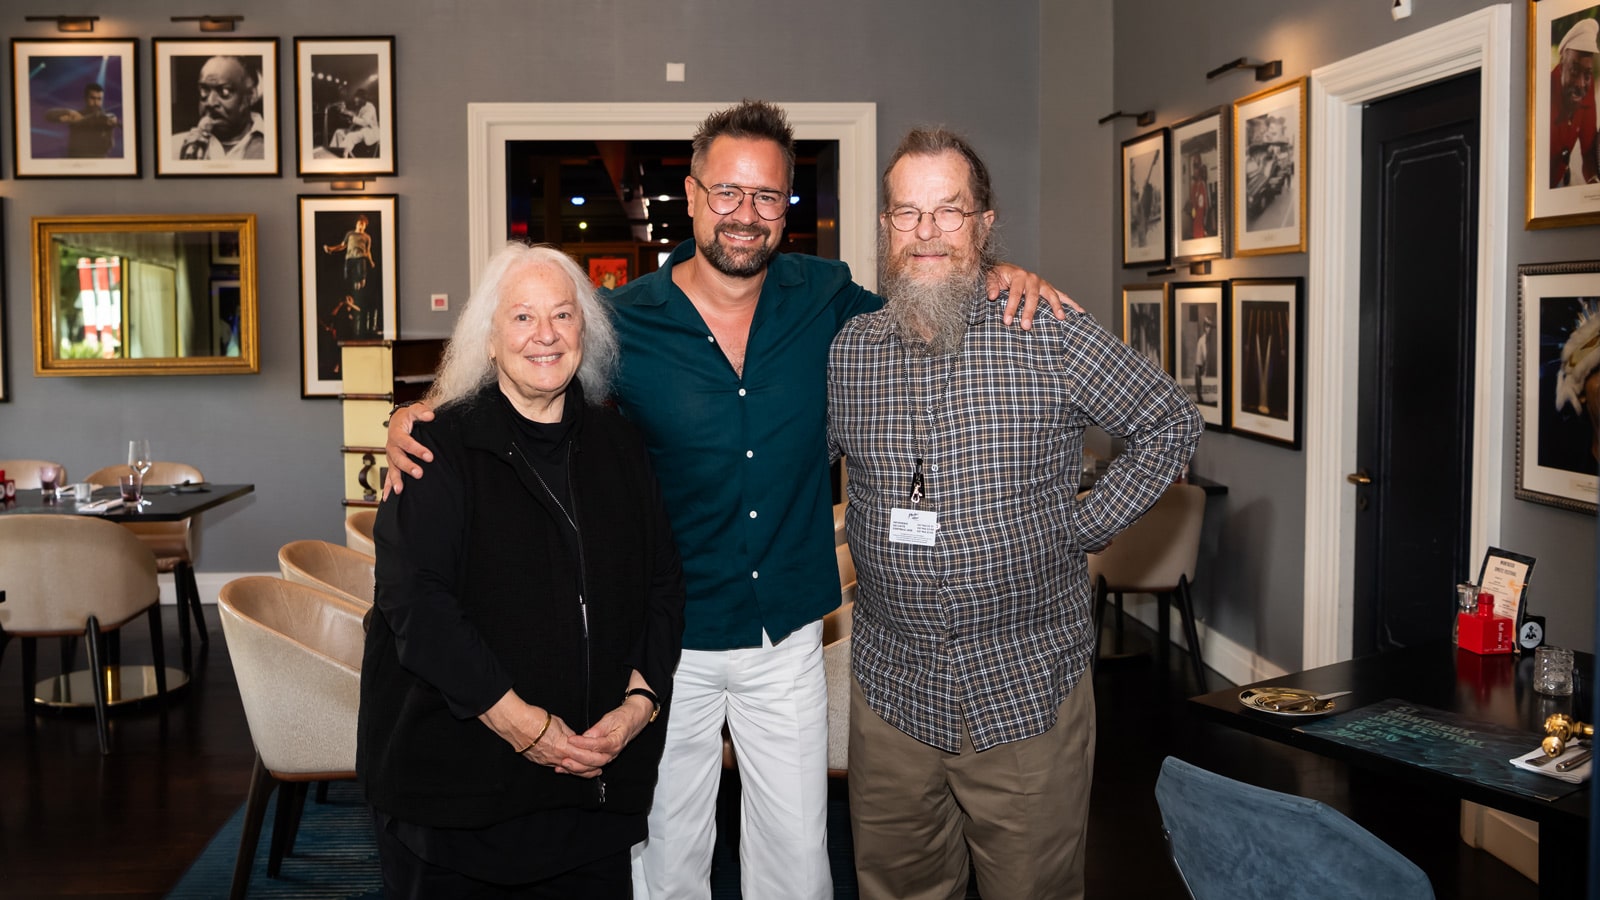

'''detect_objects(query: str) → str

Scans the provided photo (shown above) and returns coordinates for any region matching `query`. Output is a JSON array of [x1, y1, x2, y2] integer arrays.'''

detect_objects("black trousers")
[[375, 815, 631, 900]]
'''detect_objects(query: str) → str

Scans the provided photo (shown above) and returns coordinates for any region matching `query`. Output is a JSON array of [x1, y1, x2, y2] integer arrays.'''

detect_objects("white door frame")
[[1302, 5, 1512, 668], [465, 102, 878, 290]]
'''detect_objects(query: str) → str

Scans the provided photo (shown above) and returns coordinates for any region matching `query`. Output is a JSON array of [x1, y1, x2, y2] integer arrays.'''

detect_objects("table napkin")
[[76, 498, 125, 514], [1509, 745, 1591, 784]]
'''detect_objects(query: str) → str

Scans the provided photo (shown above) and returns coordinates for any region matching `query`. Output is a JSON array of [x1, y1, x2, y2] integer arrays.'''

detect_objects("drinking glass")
[[1535, 646, 1575, 696], [118, 473, 143, 507], [127, 440, 153, 505], [38, 465, 59, 503]]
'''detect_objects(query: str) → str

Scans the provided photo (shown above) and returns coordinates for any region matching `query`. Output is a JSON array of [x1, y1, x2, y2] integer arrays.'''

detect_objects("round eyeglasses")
[[884, 206, 984, 232], [691, 176, 789, 221]]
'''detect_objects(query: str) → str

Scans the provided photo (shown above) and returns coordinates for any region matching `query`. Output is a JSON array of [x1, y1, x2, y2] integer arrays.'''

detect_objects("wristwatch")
[[625, 687, 661, 723]]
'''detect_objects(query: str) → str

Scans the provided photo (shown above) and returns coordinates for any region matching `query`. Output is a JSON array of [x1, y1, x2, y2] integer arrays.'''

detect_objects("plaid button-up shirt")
[[827, 295, 1201, 752]]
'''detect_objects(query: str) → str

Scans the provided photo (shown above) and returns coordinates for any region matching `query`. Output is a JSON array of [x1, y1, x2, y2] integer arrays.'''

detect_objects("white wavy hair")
[[426, 243, 619, 409]]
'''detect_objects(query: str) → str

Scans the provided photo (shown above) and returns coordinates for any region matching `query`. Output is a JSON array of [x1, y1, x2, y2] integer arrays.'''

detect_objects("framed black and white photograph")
[[1516, 260, 1600, 513], [210, 279, 242, 357], [1233, 77, 1307, 256], [1173, 281, 1228, 429], [0, 199, 8, 402], [1527, 1, 1600, 228], [1121, 128, 1170, 268], [1170, 107, 1230, 263], [294, 37, 396, 177], [10, 38, 139, 178], [298, 195, 397, 397], [1122, 283, 1171, 376], [153, 38, 279, 177], [1228, 277, 1303, 449]]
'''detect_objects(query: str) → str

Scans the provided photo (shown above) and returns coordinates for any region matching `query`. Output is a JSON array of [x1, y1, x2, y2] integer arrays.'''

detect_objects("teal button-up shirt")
[[608, 241, 880, 650]]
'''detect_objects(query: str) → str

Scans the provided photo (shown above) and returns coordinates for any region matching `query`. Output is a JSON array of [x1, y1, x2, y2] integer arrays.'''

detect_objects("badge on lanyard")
[[890, 458, 937, 545]]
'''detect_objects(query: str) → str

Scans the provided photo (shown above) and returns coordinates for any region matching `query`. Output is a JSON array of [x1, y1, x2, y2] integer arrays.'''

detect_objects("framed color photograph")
[[1173, 281, 1228, 429], [1170, 107, 1230, 263], [1527, 1, 1600, 228], [1228, 278, 1303, 449], [298, 195, 398, 397], [294, 37, 396, 177], [1122, 283, 1171, 375], [10, 38, 139, 178], [1516, 260, 1599, 513], [1121, 128, 1170, 267], [1233, 77, 1307, 256], [153, 38, 279, 177]]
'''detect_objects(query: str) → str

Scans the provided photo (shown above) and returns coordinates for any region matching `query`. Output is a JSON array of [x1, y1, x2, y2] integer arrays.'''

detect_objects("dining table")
[[1190, 642, 1591, 897], [1, 483, 255, 707]]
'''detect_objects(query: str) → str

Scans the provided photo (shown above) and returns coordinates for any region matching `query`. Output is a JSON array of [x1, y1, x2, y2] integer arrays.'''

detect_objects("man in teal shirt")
[[387, 100, 1066, 899]]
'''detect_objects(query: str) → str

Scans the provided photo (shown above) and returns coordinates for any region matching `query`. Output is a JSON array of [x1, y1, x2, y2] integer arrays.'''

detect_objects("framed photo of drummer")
[[153, 37, 280, 177]]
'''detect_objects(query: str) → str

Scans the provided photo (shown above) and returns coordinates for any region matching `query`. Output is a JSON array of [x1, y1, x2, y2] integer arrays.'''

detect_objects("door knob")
[[1346, 470, 1372, 485]]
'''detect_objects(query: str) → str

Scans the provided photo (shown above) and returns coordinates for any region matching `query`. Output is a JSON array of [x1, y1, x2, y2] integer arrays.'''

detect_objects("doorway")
[[1352, 73, 1480, 656]]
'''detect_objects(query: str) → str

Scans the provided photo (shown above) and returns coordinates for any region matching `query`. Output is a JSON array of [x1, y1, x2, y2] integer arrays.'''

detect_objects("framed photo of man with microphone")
[[153, 37, 280, 177]]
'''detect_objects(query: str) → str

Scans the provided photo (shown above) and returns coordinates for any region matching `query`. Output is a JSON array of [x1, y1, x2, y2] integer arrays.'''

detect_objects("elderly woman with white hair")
[[359, 243, 685, 899]]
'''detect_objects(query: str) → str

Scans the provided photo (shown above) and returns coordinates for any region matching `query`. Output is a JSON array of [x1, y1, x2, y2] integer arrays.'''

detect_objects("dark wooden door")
[[1352, 73, 1480, 656]]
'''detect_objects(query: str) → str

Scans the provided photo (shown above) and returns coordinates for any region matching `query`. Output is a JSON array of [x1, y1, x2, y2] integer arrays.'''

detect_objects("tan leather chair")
[[217, 576, 364, 900], [277, 540, 375, 609], [87, 462, 208, 672], [833, 501, 848, 546], [343, 509, 377, 557], [0, 458, 67, 489], [0, 515, 166, 754], [1087, 482, 1208, 691]]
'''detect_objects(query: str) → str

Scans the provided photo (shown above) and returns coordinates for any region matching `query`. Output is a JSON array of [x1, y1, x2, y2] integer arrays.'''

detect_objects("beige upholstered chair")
[[86, 461, 209, 672], [217, 576, 365, 900], [0, 515, 166, 754], [833, 501, 848, 546], [343, 509, 377, 557], [0, 458, 67, 489], [277, 540, 375, 609], [1087, 482, 1208, 690]]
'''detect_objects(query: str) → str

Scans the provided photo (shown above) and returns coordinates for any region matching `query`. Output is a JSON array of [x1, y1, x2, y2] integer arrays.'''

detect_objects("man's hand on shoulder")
[[985, 264, 1083, 329], [382, 402, 436, 498]]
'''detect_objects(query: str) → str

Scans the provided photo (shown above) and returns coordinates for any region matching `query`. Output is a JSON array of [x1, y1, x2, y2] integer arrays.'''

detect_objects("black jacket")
[[359, 383, 685, 828]]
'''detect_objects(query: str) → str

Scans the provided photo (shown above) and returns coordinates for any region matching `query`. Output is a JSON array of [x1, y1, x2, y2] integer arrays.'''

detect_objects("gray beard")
[[879, 264, 981, 358]]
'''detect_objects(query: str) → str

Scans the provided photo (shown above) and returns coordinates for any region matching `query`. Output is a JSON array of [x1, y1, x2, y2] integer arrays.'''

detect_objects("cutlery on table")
[[1265, 691, 1352, 711]]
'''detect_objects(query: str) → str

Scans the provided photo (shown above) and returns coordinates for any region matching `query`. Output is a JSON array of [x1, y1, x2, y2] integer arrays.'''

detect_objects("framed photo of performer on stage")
[[153, 37, 280, 177], [1228, 277, 1303, 449], [10, 38, 140, 178], [1120, 128, 1170, 268], [294, 36, 396, 177], [298, 194, 398, 397]]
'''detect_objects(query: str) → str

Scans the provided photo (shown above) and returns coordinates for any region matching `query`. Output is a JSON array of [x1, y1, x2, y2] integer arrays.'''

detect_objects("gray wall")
[[1084, 0, 1599, 663], [0, 0, 1049, 573]]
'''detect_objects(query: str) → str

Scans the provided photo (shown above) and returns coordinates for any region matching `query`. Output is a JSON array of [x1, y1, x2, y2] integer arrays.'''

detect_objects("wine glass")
[[127, 440, 154, 505]]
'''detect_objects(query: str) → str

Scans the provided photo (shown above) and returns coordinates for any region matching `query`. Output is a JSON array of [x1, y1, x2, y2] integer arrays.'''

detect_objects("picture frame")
[[1172, 281, 1229, 429], [1121, 282, 1171, 376], [0, 199, 8, 403], [1515, 260, 1599, 513], [1228, 277, 1304, 449], [1526, 1, 1600, 228], [153, 37, 280, 177], [10, 38, 140, 178], [1120, 128, 1170, 268], [294, 36, 397, 177], [1474, 547, 1537, 627], [1169, 107, 1231, 263], [298, 195, 398, 397], [212, 230, 241, 265], [1232, 77, 1307, 256], [210, 279, 242, 357]]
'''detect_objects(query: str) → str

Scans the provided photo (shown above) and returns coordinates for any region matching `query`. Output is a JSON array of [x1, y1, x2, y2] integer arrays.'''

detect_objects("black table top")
[[0, 484, 254, 522], [1190, 642, 1592, 826]]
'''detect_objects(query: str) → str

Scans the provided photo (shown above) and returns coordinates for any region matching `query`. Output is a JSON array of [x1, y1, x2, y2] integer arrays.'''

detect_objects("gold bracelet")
[[517, 711, 552, 754]]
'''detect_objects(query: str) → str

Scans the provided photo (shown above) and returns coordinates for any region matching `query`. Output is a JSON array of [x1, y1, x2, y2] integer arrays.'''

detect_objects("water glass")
[[1535, 646, 1575, 697], [38, 465, 60, 502], [118, 473, 143, 507]]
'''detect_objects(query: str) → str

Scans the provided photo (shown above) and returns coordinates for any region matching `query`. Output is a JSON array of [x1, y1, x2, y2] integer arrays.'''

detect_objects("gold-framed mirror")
[[32, 214, 258, 377]]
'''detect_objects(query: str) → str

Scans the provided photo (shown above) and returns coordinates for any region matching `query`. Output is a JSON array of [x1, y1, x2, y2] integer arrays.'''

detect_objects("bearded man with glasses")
[[828, 128, 1200, 900], [386, 101, 1073, 899]]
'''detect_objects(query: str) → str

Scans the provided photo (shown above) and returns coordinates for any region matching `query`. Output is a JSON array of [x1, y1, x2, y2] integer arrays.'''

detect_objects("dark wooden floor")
[[0, 606, 1542, 898]]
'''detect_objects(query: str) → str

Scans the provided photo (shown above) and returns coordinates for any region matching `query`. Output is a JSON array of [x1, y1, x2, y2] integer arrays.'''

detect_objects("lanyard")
[[899, 348, 956, 508]]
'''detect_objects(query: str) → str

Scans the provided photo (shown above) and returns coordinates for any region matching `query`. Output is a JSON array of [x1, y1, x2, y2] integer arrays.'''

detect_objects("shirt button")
[[738, 388, 747, 397], [746, 450, 754, 458], [751, 571, 760, 579], [707, 335, 715, 343], [930, 463, 940, 473], [749, 510, 758, 519]]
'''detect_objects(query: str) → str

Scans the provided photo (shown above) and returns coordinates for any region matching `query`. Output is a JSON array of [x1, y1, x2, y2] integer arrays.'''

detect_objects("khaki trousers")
[[848, 674, 1095, 900]]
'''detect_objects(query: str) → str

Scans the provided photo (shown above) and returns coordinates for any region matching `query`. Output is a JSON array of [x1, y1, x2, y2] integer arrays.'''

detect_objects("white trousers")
[[631, 619, 831, 900]]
